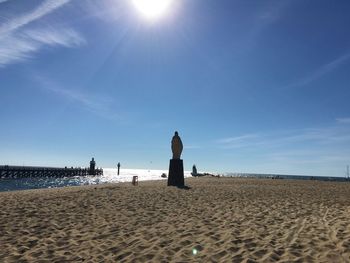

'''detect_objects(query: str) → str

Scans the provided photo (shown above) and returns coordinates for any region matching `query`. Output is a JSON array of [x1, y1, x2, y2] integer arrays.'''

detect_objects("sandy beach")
[[0, 177, 349, 262]]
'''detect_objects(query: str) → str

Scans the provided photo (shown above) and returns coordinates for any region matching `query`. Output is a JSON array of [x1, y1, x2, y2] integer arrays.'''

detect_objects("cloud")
[[267, 149, 350, 167], [217, 134, 259, 144], [216, 122, 350, 175], [217, 122, 350, 150], [184, 145, 201, 150], [0, 34, 37, 66], [0, 0, 71, 36], [336, 118, 350, 124], [284, 52, 350, 89], [35, 76, 120, 120], [0, 0, 85, 67], [255, 1, 290, 29], [24, 28, 85, 47], [216, 134, 260, 149], [0, 28, 85, 66], [0, 0, 10, 3], [243, 1, 291, 49]]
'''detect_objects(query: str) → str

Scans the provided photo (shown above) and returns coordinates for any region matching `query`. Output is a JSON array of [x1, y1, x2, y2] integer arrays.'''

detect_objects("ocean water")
[[0, 169, 348, 192], [224, 172, 350, 182], [0, 168, 192, 192]]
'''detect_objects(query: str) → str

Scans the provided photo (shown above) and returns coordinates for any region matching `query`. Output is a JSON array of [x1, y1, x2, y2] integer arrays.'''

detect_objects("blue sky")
[[1, 0, 350, 176]]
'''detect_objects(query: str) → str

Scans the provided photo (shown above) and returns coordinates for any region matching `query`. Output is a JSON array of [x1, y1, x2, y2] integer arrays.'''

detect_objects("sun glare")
[[132, 0, 173, 20]]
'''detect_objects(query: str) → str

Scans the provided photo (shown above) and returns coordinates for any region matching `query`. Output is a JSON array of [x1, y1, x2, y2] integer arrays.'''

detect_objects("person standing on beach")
[[117, 162, 121, 175]]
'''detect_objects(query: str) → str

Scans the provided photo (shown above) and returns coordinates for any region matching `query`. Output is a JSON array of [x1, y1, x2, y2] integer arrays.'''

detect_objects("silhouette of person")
[[171, 131, 183, 159]]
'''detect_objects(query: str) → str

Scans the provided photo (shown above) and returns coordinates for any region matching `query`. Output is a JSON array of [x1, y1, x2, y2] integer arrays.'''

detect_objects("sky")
[[1, 0, 350, 176]]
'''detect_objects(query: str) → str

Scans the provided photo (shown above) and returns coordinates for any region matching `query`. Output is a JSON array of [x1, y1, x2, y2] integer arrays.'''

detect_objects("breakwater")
[[0, 165, 103, 179]]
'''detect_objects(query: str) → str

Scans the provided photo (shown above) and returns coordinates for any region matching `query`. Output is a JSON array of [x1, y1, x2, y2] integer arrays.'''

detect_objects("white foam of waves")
[[100, 168, 192, 184]]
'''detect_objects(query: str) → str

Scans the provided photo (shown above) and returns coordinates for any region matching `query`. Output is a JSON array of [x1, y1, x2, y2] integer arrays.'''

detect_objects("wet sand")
[[0, 177, 349, 262]]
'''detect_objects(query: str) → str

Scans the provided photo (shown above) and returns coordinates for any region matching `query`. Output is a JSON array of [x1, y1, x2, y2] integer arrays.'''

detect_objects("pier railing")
[[0, 165, 103, 179]]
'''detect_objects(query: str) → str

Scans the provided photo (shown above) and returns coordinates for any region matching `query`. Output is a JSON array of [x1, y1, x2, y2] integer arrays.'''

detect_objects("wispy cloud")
[[0, 0, 10, 3], [0, 0, 85, 67], [0, 28, 85, 66], [215, 134, 260, 149], [36, 76, 120, 120], [254, 1, 291, 31], [184, 145, 201, 150], [0, 0, 71, 35], [284, 52, 350, 89], [336, 118, 350, 124], [243, 1, 291, 49], [217, 123, 350, 150], [217, 134, 259, 144], [23, 28, 85, 47], [266, 148, 350, 168], [216, 123, 350, 175]]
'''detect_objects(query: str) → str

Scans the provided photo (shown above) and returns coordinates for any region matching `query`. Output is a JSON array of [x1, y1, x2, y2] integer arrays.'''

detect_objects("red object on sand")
[[132, 176, 138, 186]]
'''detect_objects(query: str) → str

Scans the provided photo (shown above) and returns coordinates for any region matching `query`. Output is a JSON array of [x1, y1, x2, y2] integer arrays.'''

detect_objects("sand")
[[0, 177, 349, 262]]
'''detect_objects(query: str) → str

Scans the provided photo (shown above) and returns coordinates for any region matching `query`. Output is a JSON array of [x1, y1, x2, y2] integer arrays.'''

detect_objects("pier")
[[0, 158, 103, 179]]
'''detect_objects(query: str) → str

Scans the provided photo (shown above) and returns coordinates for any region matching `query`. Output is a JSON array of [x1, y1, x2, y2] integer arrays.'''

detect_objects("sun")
[[132, 0, 173, 20]]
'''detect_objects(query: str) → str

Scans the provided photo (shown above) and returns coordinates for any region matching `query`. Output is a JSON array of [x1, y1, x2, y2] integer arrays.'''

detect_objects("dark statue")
[[168, 131, 185, 187], [171, 131, 183, 159]]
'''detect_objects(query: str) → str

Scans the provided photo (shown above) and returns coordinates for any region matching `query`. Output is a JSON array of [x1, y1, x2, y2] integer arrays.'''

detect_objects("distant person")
[[117, 162, 121, 175]]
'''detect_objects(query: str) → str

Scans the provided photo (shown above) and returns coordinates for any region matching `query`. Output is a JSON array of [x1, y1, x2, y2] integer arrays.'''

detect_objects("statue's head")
[[175, 131, 178, 136]]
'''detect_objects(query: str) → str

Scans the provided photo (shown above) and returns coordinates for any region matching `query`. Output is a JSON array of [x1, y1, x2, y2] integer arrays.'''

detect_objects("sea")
[[0, 168, 348, 192], [0, 168, 192, 192]]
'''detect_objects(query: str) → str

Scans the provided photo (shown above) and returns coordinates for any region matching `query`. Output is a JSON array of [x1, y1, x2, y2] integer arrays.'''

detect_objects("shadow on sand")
[[176, 185, 191, 190]]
